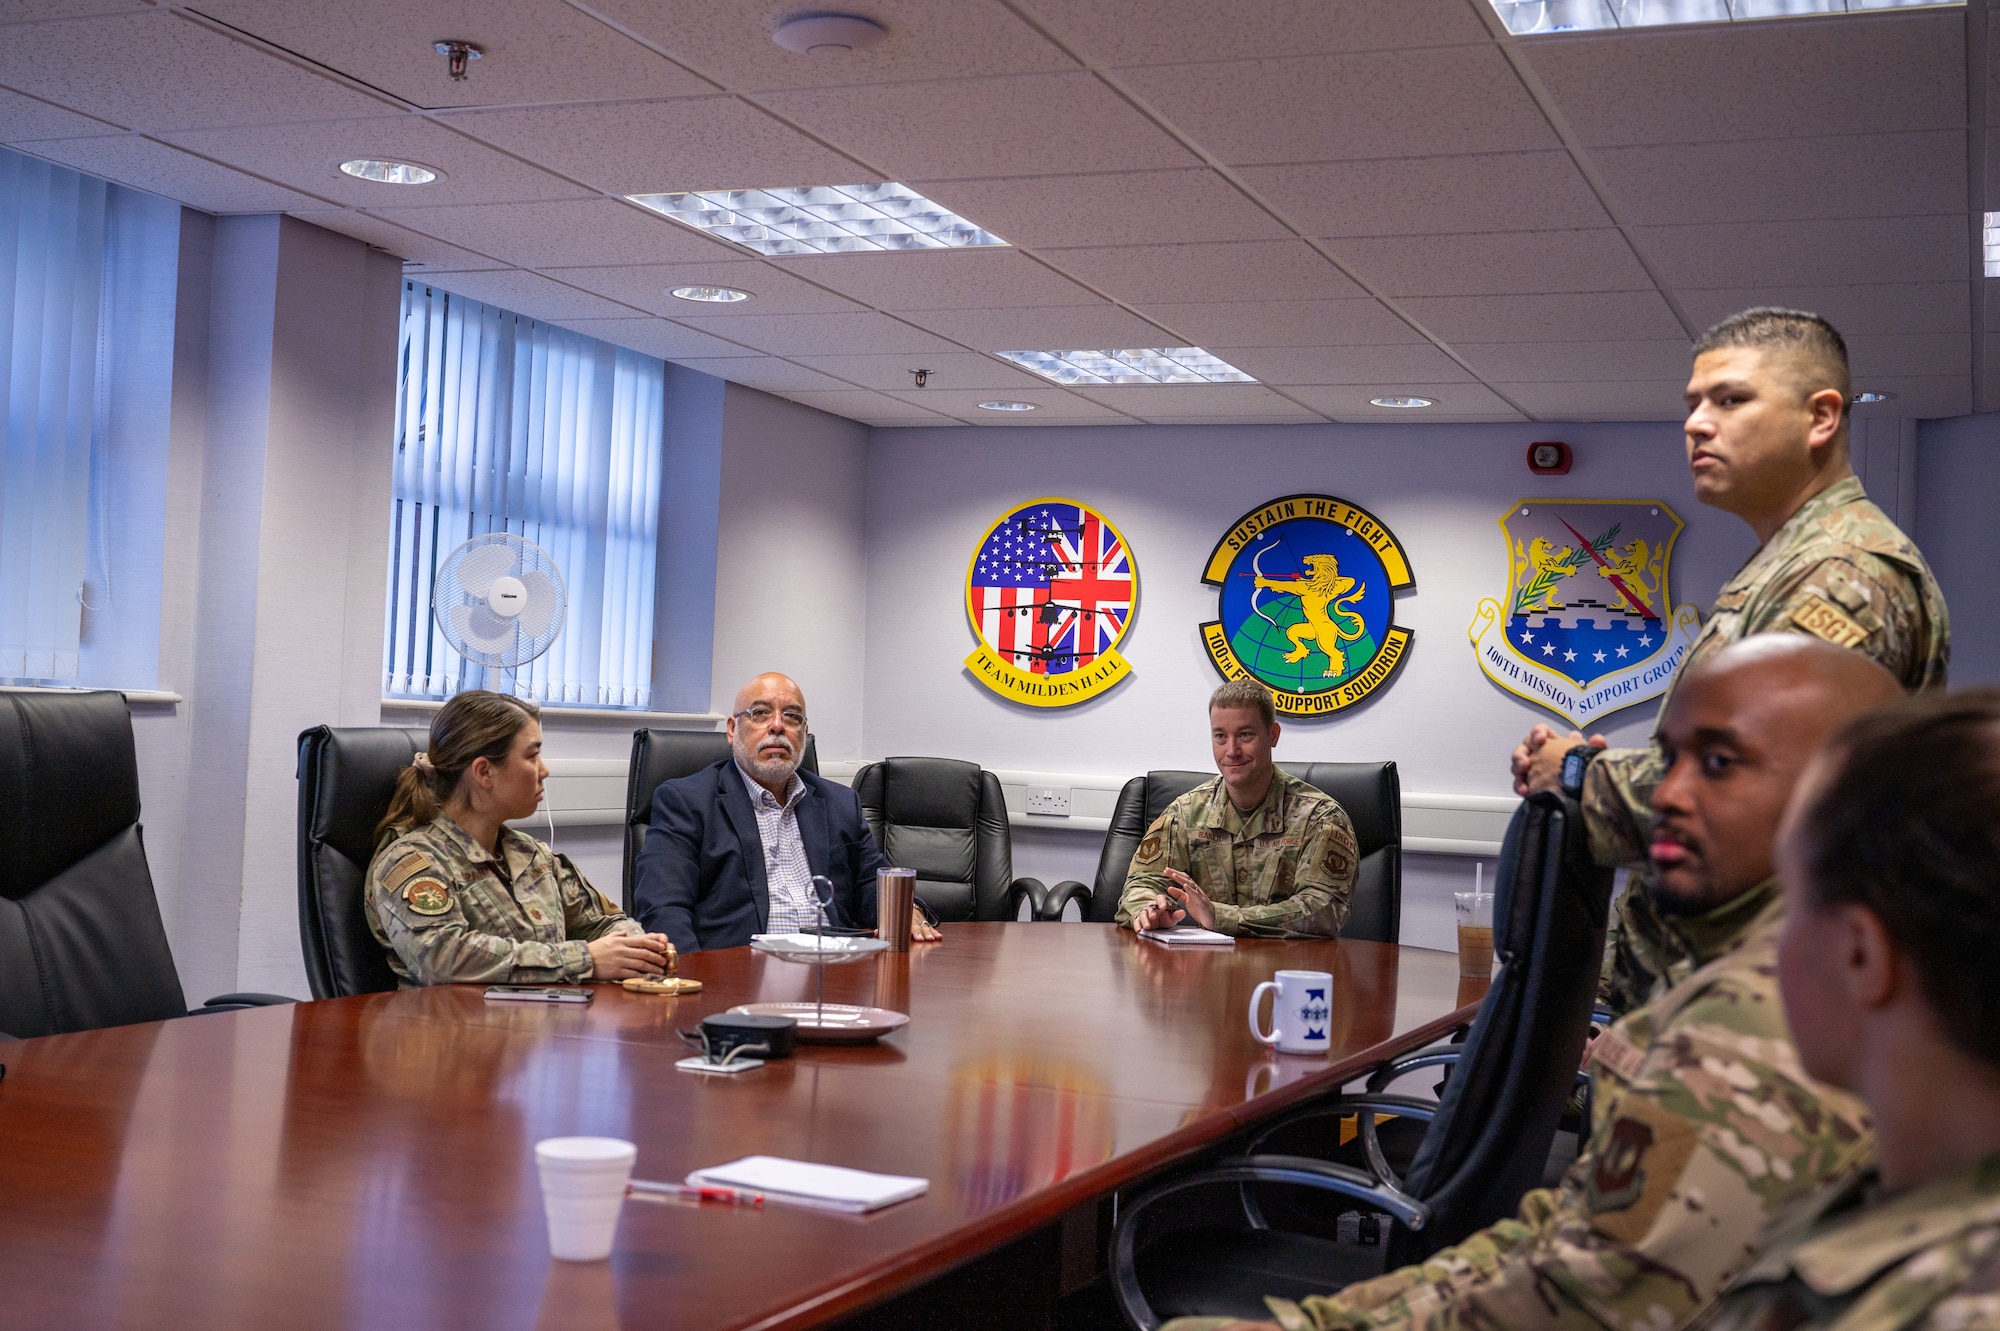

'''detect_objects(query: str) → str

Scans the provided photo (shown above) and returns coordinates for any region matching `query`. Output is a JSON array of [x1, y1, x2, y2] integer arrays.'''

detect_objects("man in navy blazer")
[[633, 672, 939, 953]]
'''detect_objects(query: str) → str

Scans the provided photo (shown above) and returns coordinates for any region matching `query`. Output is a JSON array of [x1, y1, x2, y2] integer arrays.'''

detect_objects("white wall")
[[1916, 411, 2000, 685], [861, 420, 1774, 944]]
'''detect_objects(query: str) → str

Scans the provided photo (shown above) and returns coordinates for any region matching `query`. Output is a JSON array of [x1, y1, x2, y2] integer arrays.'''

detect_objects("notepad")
[[1138, 925, 1235, 946], [686, 1156, 930, 1213]]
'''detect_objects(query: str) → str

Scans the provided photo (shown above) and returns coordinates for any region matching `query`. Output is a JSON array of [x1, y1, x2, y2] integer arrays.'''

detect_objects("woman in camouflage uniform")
[[365, 690, 673, 987]]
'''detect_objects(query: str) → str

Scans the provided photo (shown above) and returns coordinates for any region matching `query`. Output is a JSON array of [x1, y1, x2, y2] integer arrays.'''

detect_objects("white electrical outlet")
[[1025, 786, 1072, 816]]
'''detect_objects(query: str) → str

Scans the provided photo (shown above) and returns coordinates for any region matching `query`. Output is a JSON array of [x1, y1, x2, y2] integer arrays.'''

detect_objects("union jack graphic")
[[971, 503, 1133, 676]]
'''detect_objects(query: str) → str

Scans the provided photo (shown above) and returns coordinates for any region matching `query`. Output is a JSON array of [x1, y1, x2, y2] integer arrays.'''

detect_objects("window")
[[383, 282, 665, 709]]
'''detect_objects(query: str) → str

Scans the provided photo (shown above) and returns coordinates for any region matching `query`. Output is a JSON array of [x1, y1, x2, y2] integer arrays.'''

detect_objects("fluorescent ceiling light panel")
[[1486, 0, 1958, 34], [995, 348, 1257, 385], [1986, 212, 2000, 278], [625, 184, 1007, 256]]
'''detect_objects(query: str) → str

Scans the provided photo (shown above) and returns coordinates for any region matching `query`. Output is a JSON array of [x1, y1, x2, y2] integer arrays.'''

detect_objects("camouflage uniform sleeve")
[[555, 852, 644, 944], [1267, 960, 1873, 1331], [367, 851, 595, 986], [1212, 803, 1358, 939], [1581, 744, 1660, 870], [1117, 810, 1190, 928], [1752, 552, 1932, 689]]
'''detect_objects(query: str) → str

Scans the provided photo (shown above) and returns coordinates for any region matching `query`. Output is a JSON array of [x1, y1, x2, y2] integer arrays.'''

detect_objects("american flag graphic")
[[970, 503, 1133, 675]]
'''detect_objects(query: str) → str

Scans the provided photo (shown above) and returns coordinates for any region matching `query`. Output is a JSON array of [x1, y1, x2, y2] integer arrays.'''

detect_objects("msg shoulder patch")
[[1791, 592, 1871, 649], [1134, 831, 1164, 866], [403, 876, 453, 916]]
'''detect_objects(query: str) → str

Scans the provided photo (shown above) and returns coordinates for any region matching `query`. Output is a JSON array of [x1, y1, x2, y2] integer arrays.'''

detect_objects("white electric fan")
[[431, 531, 567, 689]]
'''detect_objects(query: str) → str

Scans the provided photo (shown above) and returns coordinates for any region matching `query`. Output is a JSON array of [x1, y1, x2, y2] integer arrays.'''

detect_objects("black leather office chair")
[[296, 725, 434, 999], [622, 729, 819, 913], [0, 691, 290, 1037], [851, 757, 1033, 921], [1025, 763, 1401, 941], [1104, 792, 1612, 1328]]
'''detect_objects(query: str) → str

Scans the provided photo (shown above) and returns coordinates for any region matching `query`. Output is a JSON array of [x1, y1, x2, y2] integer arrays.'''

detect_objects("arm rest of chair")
[[1033, 878, 1094, 922], [1364, 1043, 1465, 1092], [1111, 1156, 1431, 1331], [1006, 876, 1045, 920], [200, 993, 299, 1009]]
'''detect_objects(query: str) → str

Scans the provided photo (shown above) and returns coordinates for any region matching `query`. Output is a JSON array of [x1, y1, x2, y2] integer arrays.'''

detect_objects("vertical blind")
[[0, 150, 106, 681], [384, 282, 665, 708]]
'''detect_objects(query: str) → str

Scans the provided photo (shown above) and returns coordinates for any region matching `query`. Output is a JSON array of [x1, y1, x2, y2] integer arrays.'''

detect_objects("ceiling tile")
[[158, 116, 590, 207], [662, 357, 855, 394], [1027, 0, 1491, 64], [0, 3, 156, 22], [583, 0, 1075, 92], [1211, 343, 1475, 385], [1239, 153, 1611, 238], [1679, 282, 1969, 338], [0, 11, 391, 131], [368, 197, 742, 267], [15, 133, 328, 212], [765, 388, 962, 426], [1596, 131, 1964, 227], [1635, 216, 1967, 289], [664, 309, 963, 356], [1119, 47, 1558, 166], [1454, 340, 1692, 384], [545, 260, 863, 317], [1398, 291, 1687, 344], [1284, 382, 1519, 418], [445, 97, 865, 196], [767, 249, 1101, 310], [186, 0, 714, 109], [904, 303, 1177, 349], [916, 170, 1289, 248], [1492, 380, 1689, 422], [419, 270, 640, 321], [759, 73, 1194, 181], [1332, 229, 1650, 298], [1066, 383, 1321, 418], [1139, 411, 1329, 424], [0, 86, 121, 140], [551, 317, 758, 360], [293, 209, 506, 268], [786, 351, 1051, 391], [1524, 10, 1964, 148], [1134, 298, 1423, 347], [1845, 332, 1971, 380], [882, 387, 1133, 421], [1039, 240, 1363, 303]]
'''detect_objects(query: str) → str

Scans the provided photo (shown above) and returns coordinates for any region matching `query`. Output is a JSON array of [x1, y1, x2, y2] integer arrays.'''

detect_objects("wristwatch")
[[1559, 744, 1598, 799]]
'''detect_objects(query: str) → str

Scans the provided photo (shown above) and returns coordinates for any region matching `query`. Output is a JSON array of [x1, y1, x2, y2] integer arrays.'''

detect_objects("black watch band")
[[1559, 744, 1598, 799]]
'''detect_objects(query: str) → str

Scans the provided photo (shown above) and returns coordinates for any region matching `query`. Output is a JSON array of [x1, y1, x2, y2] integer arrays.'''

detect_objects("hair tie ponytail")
[[413, 751, 435, 773]]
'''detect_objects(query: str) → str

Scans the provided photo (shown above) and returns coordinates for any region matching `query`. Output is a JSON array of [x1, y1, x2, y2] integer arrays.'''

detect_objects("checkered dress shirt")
[[735, 762, 821, 933]]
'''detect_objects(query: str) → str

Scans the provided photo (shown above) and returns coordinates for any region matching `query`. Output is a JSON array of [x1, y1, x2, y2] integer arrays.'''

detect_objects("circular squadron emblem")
[[964, 497, 1138, 707], [1200, 494, 1415, 717]]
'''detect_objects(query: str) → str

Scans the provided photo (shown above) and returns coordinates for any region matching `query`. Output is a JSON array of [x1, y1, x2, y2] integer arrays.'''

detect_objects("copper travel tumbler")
[[876, 868, 917, 952]]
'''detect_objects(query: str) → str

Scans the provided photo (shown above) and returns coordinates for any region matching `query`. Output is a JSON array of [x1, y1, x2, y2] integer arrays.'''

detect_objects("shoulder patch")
[[403, 877, 453, 916], [1320, 836, 1355, 881], [1590, 1023, 1650, 1083], [1791, 592, 1872, 648], [383, 851, 435, 894], [1134, 831, 1164, 867]]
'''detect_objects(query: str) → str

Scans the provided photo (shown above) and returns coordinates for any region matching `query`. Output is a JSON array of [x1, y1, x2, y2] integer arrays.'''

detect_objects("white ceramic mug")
[[1248, 969, 1334, 1056]]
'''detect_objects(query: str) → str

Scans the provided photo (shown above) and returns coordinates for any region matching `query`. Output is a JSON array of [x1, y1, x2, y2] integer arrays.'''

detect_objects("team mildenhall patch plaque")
[[964, 497, 1137, 707], [1200, 494, 1414, 717]]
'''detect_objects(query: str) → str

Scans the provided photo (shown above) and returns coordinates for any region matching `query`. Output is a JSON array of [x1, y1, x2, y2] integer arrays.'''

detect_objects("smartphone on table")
[[483, 985, 592, 1003]]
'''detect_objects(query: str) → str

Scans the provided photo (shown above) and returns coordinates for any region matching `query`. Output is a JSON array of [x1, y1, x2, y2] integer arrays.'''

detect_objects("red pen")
[[627, 1178, 764, 1207]]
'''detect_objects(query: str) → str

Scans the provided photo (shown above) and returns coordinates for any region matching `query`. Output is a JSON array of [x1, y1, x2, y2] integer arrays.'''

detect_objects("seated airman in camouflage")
[[1118, 678, 1357, 939], [1695, 689, 2000, 1331], [366, 690, 673, 987], [1170, 637, 1899, 1331]]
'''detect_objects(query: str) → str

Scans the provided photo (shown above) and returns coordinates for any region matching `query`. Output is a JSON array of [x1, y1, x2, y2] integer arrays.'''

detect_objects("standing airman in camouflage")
[[1165, 639, 1900, 1331], [364, 690, 671, 987], [1118, 678, 1358, 938], [1696, 690, 2000, 1331], [1513, 309, 1949, 1015]]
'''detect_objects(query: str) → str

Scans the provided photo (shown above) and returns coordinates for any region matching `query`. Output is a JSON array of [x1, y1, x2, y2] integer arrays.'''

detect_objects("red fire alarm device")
[[1527, 441, 1572, 475]]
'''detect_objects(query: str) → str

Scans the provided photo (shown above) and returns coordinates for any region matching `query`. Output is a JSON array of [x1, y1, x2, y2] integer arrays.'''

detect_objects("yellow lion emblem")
[[1595, 538, 1658, 615], [1255, 553, 1367, 678]]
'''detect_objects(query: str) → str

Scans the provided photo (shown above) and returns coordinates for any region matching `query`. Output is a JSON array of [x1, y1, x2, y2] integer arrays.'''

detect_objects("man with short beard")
[[634, 672, 938, 953], [1171, 637, 1897, 1331]]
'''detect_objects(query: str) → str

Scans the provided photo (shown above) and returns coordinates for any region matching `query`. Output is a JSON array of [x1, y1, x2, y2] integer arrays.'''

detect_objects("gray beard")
[[735, 741, 800, 789]]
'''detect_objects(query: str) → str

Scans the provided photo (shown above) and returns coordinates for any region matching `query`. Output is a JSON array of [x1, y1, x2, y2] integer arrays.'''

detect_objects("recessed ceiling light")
[[338, 158, 441, 185], [1370, 395, 1434, 409], [1486, 0, 1958, 36], [995, 348, 1255, 386], [625, 184, 1007, 256], [1852, 391, 1897, 404], [669, 285, 751, 303], [978, 401, 1036, 412]]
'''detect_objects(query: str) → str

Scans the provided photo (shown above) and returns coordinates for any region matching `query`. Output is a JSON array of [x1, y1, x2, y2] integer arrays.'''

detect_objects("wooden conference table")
[[0, 924, 1484, 1331]]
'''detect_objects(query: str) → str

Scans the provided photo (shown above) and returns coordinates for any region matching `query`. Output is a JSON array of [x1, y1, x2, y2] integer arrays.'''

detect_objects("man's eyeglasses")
[[734, 704, 807, 730]]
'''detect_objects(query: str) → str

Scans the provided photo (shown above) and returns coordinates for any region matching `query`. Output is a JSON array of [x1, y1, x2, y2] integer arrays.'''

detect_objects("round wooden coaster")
[[621, 976, 703, 995]]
